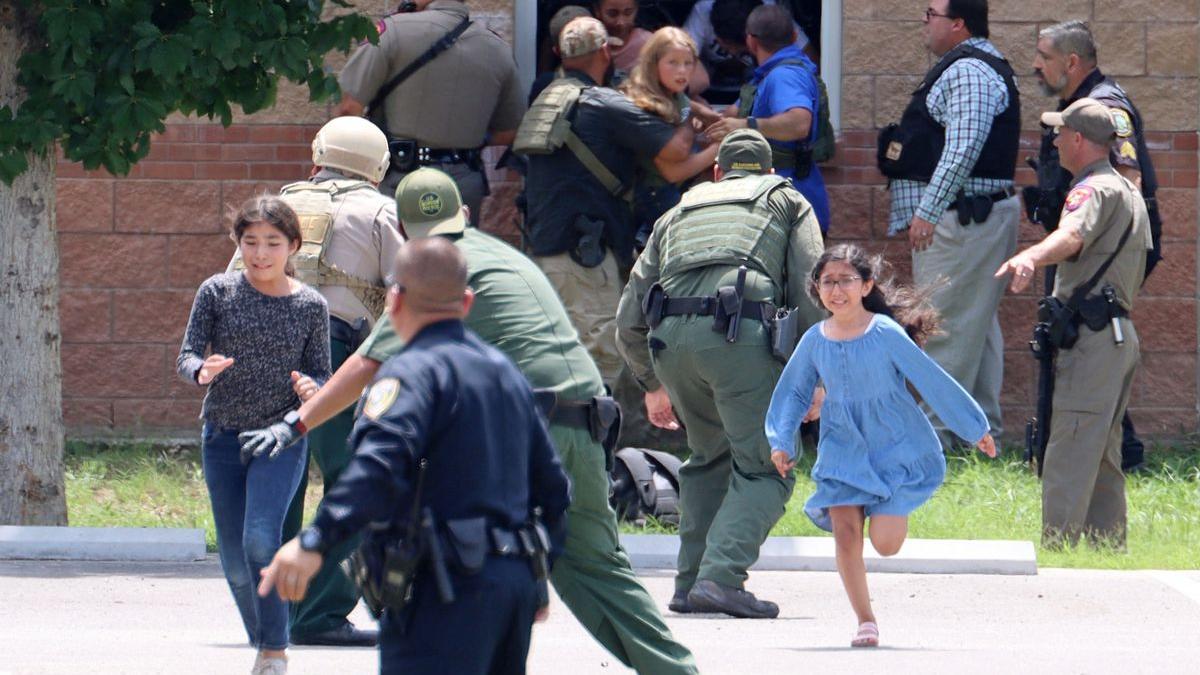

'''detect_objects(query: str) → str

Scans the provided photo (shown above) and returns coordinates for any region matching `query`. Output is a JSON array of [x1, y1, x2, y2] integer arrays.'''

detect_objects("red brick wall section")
[[823, 129, 1200, 437], [56, 123, 1199, 438]]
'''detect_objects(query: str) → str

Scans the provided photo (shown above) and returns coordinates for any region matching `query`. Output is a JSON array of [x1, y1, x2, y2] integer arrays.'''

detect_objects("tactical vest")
[[877, 44, 1020, 181], [514, 77, 628, 198], [1036, 73, 1161, 238], [659, 174, 792, 290], [233, 180, 388, 317], [737, 58, 836, 171]]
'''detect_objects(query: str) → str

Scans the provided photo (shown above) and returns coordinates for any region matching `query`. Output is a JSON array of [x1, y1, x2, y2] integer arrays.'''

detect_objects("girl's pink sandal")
[[851, 621, 879, 648]]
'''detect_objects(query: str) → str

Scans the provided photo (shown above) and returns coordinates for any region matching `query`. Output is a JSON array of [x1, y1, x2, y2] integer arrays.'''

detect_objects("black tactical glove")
[[237, 411, 304, 464]]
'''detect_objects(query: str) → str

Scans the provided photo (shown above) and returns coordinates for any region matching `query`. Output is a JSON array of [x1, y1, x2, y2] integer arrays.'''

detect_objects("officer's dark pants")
[[282, 337, 362, 637], [383, 161, 484, 227], [1121, 413, 1144, 470], [379, 558, 538, 675]]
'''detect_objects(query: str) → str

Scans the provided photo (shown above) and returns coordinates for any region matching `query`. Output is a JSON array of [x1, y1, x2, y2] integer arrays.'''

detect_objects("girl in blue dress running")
[[765, 244, 996, 648]]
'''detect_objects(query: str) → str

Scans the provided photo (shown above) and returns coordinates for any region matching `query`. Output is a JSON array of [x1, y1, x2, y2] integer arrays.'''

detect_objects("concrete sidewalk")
[[3, 558, 1197, 674]]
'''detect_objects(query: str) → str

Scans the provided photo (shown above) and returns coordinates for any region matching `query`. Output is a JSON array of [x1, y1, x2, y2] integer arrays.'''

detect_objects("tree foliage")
[[0, 0, 376, 182]]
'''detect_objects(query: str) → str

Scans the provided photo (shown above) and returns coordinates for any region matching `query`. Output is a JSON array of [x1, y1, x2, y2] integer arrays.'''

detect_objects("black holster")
[[569, 214, 607, 268], [768, 307, 803, 363], [346, 533, 423, 620], [1036, 296, 1079, 351], [388, 138, 419, 172], [642, 282, 666, 330], [953, 190, 995, 226]]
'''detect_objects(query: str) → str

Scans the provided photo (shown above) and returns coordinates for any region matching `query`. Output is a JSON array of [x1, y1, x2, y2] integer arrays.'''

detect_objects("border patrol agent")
[[231, 117, 403, 647], [877, 0, 1021, 442], [259, 238, 572, 675], [335, 0, 526, 221], [1027, 19, 1163, 472], [997, 99, 1151, 549], [242, 169, 699, 674], [616, 130, 824, 618]]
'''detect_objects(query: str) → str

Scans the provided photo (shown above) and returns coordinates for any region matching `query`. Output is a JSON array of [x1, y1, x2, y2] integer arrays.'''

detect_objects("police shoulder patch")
[[1109, 108, 1133, 138], [1119, 141, 1138, 161], [363, 377, 401, 420], [376, 19, 387, 35], [1064, 185, 1094, 212]]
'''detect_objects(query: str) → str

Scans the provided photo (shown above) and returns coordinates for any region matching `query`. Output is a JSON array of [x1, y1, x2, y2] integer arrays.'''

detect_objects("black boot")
[[686, 579, 779, 619]]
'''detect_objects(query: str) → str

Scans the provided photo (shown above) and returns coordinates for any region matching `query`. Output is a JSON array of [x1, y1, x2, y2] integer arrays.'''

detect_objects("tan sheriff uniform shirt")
[[1053, 160, 1152, 311], [308, 170, 404, 327], [338, 0, 526, 148]]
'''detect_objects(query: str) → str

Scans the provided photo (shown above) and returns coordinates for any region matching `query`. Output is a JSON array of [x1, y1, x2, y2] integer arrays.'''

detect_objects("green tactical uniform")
[[1042, 160, 1151, 548], [616, 140, 824, 596], [268, 169, 403, 640], [357, 226, 697, 674]]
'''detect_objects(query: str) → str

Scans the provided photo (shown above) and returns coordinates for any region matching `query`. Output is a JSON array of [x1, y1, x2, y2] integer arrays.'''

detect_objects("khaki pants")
[[1042, 320, 1139, 549], [913, 195, 1019, 438], [536, 252, 624, 383]]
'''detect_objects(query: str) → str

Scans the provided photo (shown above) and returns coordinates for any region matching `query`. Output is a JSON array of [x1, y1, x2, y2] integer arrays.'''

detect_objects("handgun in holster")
[[954, 190, 995, 226], [642, 282, 667, 329], [712, 265, 748, 343], [588, 396, 622, 472], [769, 307, 803, 363], [569, 215, 607, 268], [388, 139, 419, 172], [519, 517, 552, 610], [420, 507, 456, 604]]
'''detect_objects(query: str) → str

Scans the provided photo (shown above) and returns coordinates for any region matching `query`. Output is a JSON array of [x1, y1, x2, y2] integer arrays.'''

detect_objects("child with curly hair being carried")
[[765, 244, 996, 648]]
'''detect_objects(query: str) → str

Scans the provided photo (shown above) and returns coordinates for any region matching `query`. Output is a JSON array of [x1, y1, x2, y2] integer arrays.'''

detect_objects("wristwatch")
[[746, 116, 758, 130], [283, 409, 308, 437], [298, 526, 326, 554]]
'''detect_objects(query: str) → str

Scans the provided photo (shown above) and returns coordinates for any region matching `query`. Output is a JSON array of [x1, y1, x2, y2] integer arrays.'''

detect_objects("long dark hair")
[[808, 244, 941, 346], [230, 195, 302, 277]]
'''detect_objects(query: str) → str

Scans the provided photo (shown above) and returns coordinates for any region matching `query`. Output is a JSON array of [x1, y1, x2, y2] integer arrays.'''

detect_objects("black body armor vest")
[[877, 43, 1021, 182]]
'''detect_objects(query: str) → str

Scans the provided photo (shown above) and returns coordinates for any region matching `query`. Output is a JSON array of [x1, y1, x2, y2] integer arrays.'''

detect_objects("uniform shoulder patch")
[[1119, 140, 1138, 161], [1064, 185, 1094, 212], [1109, 108, 1134, 138], [362, 377, 401, 420], [376, 19, 387, 35]]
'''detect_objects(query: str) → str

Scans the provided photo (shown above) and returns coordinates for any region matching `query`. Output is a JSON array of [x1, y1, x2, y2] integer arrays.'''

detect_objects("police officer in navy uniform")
[[259, 238, 571, 675], [1028, 20, 1162, 472]]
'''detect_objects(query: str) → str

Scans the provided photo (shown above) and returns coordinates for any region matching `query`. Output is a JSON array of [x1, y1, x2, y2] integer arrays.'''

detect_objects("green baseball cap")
[[395, 167, 467, 239], [717, 129, 773, 175]]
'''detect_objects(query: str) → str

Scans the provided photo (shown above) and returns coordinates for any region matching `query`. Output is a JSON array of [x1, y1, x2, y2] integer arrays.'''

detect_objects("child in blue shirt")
[[765, 244, 996, 648]]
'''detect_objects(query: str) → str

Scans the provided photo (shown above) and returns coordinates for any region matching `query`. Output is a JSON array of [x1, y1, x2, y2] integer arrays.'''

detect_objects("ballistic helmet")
[[311, 116, 390, 183]]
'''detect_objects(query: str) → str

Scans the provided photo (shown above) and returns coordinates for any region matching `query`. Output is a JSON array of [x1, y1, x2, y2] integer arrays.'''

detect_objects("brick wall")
[[55, 0, 1200, 438], [838, 1, 1200, 436]]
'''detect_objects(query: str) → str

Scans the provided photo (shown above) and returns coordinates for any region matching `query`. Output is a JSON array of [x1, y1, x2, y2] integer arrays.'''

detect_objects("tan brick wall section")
[[56, 1, 1199, 439]]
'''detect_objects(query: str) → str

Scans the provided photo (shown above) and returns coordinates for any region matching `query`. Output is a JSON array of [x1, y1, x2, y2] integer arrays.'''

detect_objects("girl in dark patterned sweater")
[[177, 196, 330, 675]]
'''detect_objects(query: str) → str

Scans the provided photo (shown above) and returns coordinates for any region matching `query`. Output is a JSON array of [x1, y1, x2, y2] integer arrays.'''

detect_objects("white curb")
[[620, 534, 1037, 575], [0, 526, 206, 562]]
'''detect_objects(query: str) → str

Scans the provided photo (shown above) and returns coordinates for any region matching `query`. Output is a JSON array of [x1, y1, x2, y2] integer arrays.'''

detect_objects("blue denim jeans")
[[202, 423, 307, 650]]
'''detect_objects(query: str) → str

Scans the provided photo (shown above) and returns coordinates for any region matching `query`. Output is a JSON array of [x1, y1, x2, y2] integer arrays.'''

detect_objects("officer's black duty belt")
[[389, 138, 483, 172], [945, 186, 1015, 212], [659, 296, 777, 322]]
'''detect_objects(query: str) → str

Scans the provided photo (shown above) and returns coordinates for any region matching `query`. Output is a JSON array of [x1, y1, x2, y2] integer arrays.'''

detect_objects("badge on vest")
[[363, 377, 401, 420], [886, 141, 903, 161]]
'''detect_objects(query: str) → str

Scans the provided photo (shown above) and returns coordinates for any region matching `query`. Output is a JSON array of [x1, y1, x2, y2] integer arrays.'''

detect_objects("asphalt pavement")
[[2, 558, 1198, 674]]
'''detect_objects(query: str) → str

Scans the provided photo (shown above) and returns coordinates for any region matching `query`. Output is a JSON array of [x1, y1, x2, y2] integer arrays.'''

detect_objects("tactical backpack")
[[609, 447, 683, 526]]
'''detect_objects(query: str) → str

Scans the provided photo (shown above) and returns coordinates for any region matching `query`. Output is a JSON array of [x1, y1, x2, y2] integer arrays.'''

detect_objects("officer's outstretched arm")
[[297, 354, 382, 430]]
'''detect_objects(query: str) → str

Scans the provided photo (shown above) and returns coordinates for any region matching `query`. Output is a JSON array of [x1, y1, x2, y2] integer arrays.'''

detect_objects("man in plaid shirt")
[[878, 0, 1021, 441]]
